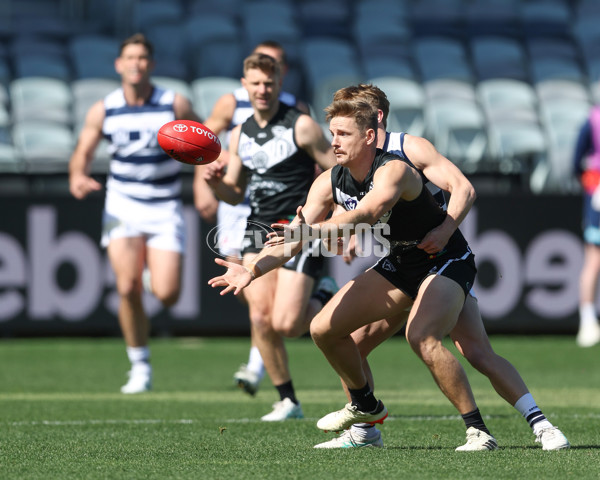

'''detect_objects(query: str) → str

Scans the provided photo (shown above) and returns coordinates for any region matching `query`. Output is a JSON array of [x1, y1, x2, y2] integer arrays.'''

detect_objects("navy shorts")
[[372, 246, 476, 299]]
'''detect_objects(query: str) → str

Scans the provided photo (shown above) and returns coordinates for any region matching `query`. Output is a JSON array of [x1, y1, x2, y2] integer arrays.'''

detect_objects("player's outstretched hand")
[[208, 258, 253, 296], [267, 206, 314, 245]]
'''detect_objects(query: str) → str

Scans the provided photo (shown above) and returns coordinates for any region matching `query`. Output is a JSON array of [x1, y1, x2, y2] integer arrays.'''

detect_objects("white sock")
[[514, 393, 553, 435], [350, 424, 379, 440], [126, 346, 151, 374], [247, 346, 265, 380], [579, 303, 599, 328]]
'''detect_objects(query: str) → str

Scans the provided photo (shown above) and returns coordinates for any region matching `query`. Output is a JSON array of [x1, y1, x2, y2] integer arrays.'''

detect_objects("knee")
[[249, 309, 272, 333], [460, 342, 494, 373], [274, 317, 305, 338], [117, 278, 142, 302], [154, 288, 180, 307], [309, 314, 328, 346], [406, 330, 440, 365]]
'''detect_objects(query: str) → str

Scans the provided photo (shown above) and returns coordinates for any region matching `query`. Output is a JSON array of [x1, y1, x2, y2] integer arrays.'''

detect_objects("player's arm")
[[192, 93, 237, 223], [203, 124, 246, 205], [403, 134, 476, 253], [208, 170, 335, 295], [295, 114, 337, 171], [69, 100, 105, 200], [315, 161, 409, 238], [173, 93, 201, 122]]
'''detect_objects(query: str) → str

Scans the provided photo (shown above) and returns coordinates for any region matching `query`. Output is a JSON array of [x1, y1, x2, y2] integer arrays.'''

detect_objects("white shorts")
[[216, 200, 251, 259], [101, 190, 186, 253]]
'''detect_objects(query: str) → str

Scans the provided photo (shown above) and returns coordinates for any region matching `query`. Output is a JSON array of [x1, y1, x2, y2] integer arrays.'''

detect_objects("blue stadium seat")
[[410, 0, 466, 39], [69, 34, 119, 80], [470, 36, 529, 81], [133, 0, 185, 33], [413, 36, 473, 82], [519, 0, 572, 39], [191, 76, 241, 122], [464, 0, 521, 38]]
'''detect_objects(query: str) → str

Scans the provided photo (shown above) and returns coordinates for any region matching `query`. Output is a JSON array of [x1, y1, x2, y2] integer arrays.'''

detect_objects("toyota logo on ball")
[[173, 124, 188, 133]]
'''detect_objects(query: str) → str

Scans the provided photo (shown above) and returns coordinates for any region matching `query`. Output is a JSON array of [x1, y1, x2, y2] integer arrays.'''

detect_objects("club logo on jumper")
[[205, 220, 276, 258], [380, 259, 396, 272], [173, 124, 188, 133], [344, 198, 358, 210]]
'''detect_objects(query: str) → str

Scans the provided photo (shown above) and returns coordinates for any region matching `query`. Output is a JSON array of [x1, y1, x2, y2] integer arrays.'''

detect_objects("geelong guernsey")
[[383, 131, 447, 210], [238, 104, 314, 222], [102, 86, 180, 202]]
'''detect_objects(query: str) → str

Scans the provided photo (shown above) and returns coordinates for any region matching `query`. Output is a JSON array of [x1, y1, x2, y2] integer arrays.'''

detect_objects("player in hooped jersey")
[[208, 87, 569, 451], [204, 53, 336, 421], [69, 34, 201, 394], [193, 42, 312, 396]]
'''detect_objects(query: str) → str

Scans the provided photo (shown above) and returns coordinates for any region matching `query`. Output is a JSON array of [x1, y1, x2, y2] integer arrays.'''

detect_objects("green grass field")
[[1, 335, 599, 479]]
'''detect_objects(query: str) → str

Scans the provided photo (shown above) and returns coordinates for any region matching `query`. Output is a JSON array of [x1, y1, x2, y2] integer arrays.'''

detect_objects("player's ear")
[[114, 57, 122, 75], [366, 128, 376, 145]]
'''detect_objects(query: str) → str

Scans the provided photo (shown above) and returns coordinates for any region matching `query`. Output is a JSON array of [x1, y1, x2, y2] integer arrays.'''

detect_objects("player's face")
[[115, 44, 154, 86], [242, 68, 281, 113], [329, 116, 373, 166]]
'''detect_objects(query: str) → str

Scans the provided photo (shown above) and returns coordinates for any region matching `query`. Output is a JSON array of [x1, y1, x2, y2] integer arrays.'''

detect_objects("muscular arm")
[[403, 134, 476, 253], [69, 100, 105, 199], [204, 124, 246, 205], [173, 93, 201, 122], [193, 93, 237, 222], [316, 161, 414, 238], [295, 114, 337, 171]]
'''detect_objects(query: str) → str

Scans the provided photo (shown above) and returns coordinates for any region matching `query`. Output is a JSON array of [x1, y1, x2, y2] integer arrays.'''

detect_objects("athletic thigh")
[[272, 267, 314, 327], [312, 268, 413, 339], [146, 247, 183, 299], [242, 253, 277, 321], [406, 274, 465, 341], [449, 294, 493, 357], [107, 236, 146, 293]]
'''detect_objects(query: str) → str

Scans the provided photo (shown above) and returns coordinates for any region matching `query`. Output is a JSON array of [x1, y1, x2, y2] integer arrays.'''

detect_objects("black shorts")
[[372, 246, 476, 299], [241, 221, 324, 280]]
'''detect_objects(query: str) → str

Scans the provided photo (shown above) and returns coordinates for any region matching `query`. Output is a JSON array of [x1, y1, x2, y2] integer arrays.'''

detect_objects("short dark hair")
[[252, 40, 287, 66], [243, 53, 281, 78], [119, 33, 154, 58], [333, 84, 390, 128], [324, 99, 378, 134]]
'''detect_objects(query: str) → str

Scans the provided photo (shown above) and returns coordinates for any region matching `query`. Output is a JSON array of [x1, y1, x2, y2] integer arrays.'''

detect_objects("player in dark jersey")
[[311, 84, 569, 450], [208, 95, 568, 451], [204, 53, 336, 421]]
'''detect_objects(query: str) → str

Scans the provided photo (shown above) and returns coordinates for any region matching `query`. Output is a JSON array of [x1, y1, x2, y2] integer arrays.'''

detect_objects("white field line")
[[5, 413, 600, 428]]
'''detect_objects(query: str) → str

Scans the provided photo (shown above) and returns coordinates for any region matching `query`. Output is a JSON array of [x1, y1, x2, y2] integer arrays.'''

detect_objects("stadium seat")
[[535, 79, 591, 103], [424, 98, 488, 172], [69, 34, 120, 80], [311, 74, 363, 124], [13, 54, 71, 82], [369, 76, 426, 136], [410, 0, 465, 39], [12, 120, 75, 173], [477, 79, 538, 123], [144, 22, 189, 77], [464, 0, 521, 38], [363, 56, 417, 81], [519, 0, 572, 39], [0, 144, 23, 173], [301, 38, 363, 95], [487, 120, 547, 179], [298, 1, 352, 40], [424, 79, 477, 103], [72, 78, 120, 131], [470, 36, 529, 82], [10, 77, 72, 126], [133, 0, 184, 33], [529, 57, 586, 83], [152, 76, 193, 101], [413, 36, 474, 82], [191, 76, 241, 122]]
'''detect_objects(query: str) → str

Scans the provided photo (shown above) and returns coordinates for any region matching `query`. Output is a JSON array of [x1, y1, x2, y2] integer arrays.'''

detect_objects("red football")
[[157, 120, 221, 166]]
